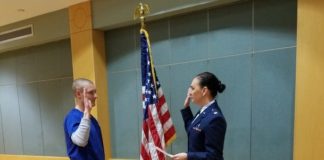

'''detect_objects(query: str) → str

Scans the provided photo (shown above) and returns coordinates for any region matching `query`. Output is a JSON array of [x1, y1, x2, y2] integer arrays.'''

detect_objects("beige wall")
[[0, 9, 69, 53], [92, 0, 241, 30], [0, 0, 242, 54], [294, 0, 324, 159]]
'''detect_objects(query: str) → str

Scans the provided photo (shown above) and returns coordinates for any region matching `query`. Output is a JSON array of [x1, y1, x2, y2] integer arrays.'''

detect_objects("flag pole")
[[134, 3, 158, 93], [136, 4, 177, 158]]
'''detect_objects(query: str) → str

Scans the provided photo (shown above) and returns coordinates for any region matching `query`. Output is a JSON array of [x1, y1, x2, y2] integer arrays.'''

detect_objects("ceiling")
[[0, 0, 88, 27]]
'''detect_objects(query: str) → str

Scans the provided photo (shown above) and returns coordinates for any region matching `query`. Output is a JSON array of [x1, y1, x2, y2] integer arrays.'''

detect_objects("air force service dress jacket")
[[180, 100, 227, 160]]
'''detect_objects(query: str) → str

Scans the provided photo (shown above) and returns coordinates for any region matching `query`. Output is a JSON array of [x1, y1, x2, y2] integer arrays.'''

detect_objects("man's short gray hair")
[[72, 78, 94, 93]]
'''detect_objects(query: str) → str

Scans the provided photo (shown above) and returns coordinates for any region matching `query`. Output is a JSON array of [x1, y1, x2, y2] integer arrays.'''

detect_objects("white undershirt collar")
[[200, 99, 215, 114]]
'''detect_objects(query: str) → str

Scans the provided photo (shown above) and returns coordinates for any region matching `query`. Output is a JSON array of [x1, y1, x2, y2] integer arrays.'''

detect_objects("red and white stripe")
[[140, 87, 176, 160]]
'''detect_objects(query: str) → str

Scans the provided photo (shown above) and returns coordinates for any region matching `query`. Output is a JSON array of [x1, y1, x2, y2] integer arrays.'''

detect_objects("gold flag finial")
[[134, 3, 150, 29]]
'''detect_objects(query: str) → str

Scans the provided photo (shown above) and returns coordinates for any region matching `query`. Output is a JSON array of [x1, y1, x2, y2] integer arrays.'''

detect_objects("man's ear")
[[75, 89, 82, 98]]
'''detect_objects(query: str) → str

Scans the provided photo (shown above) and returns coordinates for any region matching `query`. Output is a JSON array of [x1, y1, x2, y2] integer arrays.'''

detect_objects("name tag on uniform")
[[193, 124, 202, 132], [193, 127, 202, 132]]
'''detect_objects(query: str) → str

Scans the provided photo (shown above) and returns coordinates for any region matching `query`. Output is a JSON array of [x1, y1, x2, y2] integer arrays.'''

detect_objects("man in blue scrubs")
[[64, 78, 105, 160]]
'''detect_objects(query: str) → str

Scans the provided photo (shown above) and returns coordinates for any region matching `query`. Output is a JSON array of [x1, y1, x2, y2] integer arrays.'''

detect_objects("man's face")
[[84, 84, 97, 107], [77, 83, 97, 107]]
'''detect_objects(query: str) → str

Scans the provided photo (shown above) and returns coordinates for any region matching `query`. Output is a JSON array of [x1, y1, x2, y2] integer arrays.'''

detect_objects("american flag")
[[140, 28, 176, 160]]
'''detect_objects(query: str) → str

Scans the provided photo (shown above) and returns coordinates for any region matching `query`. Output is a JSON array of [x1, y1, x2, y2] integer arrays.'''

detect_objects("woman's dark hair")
[[195, 72, 226, 98]]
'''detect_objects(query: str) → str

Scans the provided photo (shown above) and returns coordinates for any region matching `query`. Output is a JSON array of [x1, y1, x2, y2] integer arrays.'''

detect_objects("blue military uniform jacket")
[[181, 100, 226, 160]]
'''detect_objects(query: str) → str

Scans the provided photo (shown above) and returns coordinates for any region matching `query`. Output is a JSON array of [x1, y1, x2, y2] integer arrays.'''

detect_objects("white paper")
[[155, 146, 174, 158]]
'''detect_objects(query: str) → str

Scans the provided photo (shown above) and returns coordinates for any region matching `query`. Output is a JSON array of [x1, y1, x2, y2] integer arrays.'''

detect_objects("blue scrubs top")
[[64, 108, 105, 160]]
